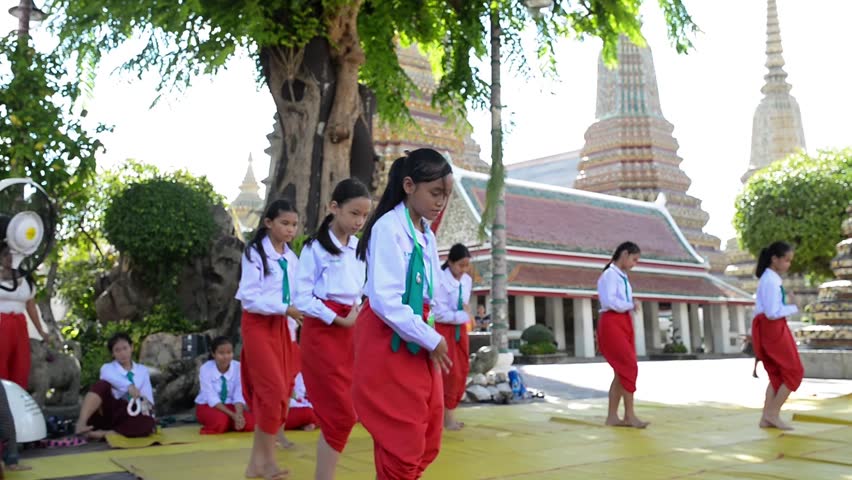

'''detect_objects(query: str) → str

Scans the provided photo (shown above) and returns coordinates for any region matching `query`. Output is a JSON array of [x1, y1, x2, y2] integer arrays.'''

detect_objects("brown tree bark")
[[259, 1, 375, 233]]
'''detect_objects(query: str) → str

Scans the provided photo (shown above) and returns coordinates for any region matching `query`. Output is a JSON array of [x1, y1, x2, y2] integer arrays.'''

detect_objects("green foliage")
[[103, 179, 218, 279], [521, 323, 555, 344], [0, 35, 104, 246], [75, 303, 202, 389], [49, 1, 696, 127], [734, 149, 852, 279], [663, 342, 687, 354], [520, 342, 557, 355]]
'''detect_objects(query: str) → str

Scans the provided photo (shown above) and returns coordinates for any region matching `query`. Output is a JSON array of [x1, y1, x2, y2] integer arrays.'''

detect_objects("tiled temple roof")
[[444, 168, 753, 303], [457, 173, 703, 265]]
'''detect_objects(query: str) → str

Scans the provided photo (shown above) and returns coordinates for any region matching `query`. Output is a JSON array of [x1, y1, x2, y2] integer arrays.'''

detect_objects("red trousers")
[[240, 310, 296, 435], [87, 380, 156, 437], [435, 323, 469, 410], [352, 301, 443, 480], [301, 301, 356, 452], [196, 404, 256, 434], [284, 407, 317, 430], [751, 314, 804, 392], [0, 313, 30, 390], [597, 311, 638, 393]]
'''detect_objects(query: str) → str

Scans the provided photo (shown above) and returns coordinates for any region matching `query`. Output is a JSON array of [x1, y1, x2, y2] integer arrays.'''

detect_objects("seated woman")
[[75, 333, 156, 439], [195, 336, 255, 434], [283, 372, 317, 432]]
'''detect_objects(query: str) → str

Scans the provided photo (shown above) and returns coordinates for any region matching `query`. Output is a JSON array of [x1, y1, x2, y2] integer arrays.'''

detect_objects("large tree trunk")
[[489, 7, 509, 353], [260, 2, 375, 233]]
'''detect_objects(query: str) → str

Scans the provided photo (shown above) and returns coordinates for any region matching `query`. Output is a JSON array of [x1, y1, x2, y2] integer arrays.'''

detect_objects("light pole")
[[8, 0, 46, 39]]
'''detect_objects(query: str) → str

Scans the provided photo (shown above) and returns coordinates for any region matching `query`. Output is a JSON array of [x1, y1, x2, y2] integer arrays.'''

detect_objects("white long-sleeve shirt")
[[364, 202, 442, 351], [293, 232, 365, 325], [754, 268, 798, 320], [194, 359, 246, 407], [100, 361, 155, 404], [433, 269, 472, 325], [597, 265, 635, 313], [235, 235, 299, 316]]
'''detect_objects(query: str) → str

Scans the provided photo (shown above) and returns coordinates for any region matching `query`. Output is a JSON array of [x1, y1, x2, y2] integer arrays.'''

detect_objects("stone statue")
[[28, 339, 81, 417], [469, 346, 499, 375]]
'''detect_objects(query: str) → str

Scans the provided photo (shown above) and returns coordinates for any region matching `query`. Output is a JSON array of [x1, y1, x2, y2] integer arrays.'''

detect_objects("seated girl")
[[283, 372, 316, 432], [75, 333, 156, 439], [195, 336, 255, 434]]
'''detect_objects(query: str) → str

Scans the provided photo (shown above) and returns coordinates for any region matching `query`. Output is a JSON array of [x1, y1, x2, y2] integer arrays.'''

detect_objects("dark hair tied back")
[[208, 336, 233, 360], [357, 149, 452, 261], [107, 332, 133, 354], [442, 243, 471, 270], [603, 241, 641, 271], [245, 199, 298, 275], [308, 178, 370, 256], [755, 241, 792, 278]]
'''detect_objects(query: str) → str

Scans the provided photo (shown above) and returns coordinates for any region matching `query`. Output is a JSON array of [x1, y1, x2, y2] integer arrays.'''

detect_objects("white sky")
[[4, 0, 850, 245]]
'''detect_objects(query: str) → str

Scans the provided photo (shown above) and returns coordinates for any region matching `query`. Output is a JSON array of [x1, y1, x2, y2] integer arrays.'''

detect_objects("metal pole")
[[16, 0, 32, 40]]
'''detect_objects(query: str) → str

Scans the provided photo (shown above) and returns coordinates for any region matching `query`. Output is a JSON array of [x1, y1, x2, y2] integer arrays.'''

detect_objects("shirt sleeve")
[[455, 275, 473, 324], [757, 276, 798, 320], [432, 277, 460, 324], [237, 249, 287, 316], [232, 363, 246, 406], [137, 366, 155, 405], [293, 243, 338, 324], [598, 269, 634, 313], [368, 225, 443, 351], [100, 363, 131, 394], [197, 363, 221, 407]]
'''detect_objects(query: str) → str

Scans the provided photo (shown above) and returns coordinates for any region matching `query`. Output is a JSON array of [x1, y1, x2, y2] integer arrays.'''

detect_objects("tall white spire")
[[743, 0, 806, 181]]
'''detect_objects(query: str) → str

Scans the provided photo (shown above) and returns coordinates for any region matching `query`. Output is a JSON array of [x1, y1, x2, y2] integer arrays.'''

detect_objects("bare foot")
[[6, 464, 33, 471], [246, 463, 290, 479], [302, 424, 316, 432], [444, 420, 465, 431], [605, 416, 629, 427], [759, 417, 772, 428], [86, 429, 110, 440], [276, 431, 295, 449], [764, 415, 793, 431], [624, 417, 650, 429], [74, 423, 93, 436]]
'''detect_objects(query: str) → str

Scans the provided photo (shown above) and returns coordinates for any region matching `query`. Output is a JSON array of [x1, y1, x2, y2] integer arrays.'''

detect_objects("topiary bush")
[[734, 148, 852, 280], [521, 324, 555, 345], [520, 342, 557, 356], [103, 178, 217, 281]]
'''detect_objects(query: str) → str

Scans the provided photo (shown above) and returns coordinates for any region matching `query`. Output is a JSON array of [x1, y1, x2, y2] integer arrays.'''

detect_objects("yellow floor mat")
[[11, 396, 852, 480]]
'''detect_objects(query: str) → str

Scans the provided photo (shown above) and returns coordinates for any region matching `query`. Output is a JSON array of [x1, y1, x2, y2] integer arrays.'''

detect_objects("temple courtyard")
[[10, 358, 851, 480]]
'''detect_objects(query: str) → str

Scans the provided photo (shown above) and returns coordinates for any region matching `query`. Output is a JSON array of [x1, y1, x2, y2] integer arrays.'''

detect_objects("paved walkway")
[[10, 359, 851, 480]]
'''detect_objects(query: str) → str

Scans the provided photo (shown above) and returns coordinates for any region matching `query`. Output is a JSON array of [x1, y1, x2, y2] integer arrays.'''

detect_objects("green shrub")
[[103, 178, 217, 281], [663, 342, 688, 354], [520, 342, 557, 356], [521, 324, 555, 344], [734, 148, 852, 280]]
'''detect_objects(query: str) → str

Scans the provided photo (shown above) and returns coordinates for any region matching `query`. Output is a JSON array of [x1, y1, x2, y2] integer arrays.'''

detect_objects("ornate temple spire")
[[743, 0, 806, 181], [762, 0, 790, 95], [231, 154, 264, 231], [240, 154, 260, 194], [575, 35, 724, 271]]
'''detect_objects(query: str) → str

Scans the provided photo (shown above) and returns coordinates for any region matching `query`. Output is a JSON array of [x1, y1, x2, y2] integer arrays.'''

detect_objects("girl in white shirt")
[[751, 241, 802, 431], [433, 243, 473, 431], [596, 241, 648, 429], [293, 178, 369, 480], [235, 199, 303, 480], [195, 336, 253, 434], [352, 149, 453, 480], [74, 332, 156, 439]]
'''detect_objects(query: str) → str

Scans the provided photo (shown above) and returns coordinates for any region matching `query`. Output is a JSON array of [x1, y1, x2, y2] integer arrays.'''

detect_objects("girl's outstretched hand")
[[430, 338, 452, 373]]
